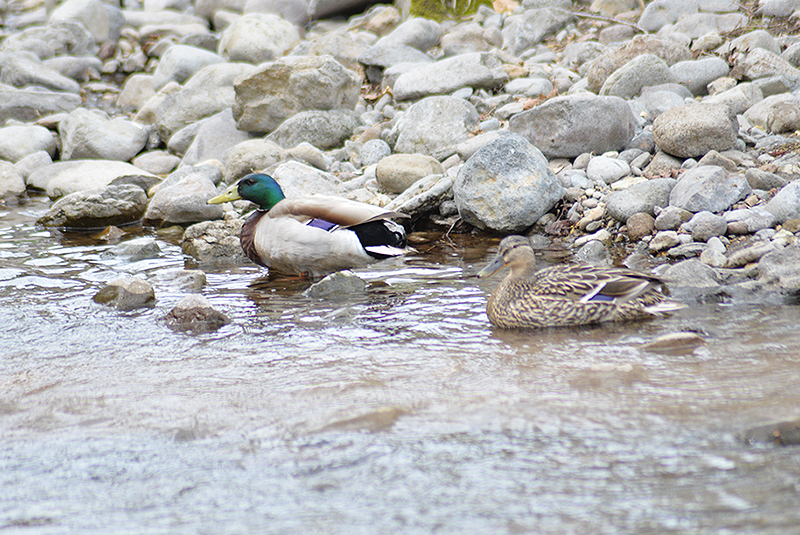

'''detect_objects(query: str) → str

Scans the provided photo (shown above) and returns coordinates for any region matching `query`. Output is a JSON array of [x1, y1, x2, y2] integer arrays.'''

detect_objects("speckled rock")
[[454, 133, 563, 232], [653, 103, 739, 158]]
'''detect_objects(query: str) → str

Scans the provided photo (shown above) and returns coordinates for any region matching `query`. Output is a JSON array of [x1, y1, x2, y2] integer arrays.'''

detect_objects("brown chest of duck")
[[477, 235, 685, 329], [208, 173, 410, 278]]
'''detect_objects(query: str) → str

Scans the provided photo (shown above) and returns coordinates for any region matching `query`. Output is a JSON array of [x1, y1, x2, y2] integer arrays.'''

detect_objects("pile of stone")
[[4, 0, 800, 295]]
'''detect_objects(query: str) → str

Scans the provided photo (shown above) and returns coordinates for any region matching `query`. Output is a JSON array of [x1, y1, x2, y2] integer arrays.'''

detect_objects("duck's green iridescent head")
[[207, 173, 286, 210]]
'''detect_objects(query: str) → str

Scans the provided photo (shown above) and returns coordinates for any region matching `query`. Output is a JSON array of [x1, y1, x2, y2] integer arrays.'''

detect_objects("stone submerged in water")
[[164, 294, 230, 333], [92, 276, 156, 310]]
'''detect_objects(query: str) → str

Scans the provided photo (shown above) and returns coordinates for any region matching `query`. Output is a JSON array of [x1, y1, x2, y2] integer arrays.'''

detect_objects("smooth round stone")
[[626, 212, 655, 241], [376, 153, 444, 194], [586, 156, 631, 184]]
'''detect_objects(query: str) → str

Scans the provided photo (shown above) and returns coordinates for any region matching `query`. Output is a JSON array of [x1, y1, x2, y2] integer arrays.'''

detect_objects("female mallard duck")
[[208, 172, 409, 278], [477, 235, 684, 329]]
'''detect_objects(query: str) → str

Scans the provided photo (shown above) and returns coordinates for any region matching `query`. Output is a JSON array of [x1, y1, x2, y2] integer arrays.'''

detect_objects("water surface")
[[2, 196, 799, 534]]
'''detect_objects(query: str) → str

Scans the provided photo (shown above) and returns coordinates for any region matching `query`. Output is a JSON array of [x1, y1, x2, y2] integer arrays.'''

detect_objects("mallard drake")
[[477, 235, 684, 329], [207, 172, 410, 278]]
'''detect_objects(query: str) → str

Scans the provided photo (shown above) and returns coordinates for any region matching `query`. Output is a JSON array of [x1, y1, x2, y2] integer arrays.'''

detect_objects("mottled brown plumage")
[[477, 236, 684, 329]]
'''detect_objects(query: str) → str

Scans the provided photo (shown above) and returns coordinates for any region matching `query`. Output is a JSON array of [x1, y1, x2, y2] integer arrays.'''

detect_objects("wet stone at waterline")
[[164, 294, 230, 333], [92, 276, 155, 310]]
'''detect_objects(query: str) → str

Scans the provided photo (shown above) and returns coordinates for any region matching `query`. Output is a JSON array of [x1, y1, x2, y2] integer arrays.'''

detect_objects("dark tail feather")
[[349, 220, 408, 259]]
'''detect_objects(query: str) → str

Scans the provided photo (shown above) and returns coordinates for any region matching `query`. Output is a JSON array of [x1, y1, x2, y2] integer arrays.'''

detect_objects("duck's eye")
[[243, 178, 255, 186]]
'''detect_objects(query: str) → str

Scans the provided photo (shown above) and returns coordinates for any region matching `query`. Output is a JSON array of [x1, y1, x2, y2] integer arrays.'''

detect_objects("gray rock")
[[104, 237, 161, 261], [233, 55, 360, 133], [37, 184, 147, 228], [585, 35, 692, 93], [454, 133, 563, 232], [759, 244, 800, 290], [358, 44, 432, 84], [291, 29, 366, 73], [144, 167, 224, 224], [648, 230, 682, 253], [718, 29, 780, 57], [132, 150, 181, 175], [670, 56, 730, 96], [440, 21, 493, 56], [392, 52, 509, 101], [702, 82, 763, 115], [743, 93, 800, 130], [43, 56, 102, 83], [150, 268, 206, 291], [270, 161, 343, 197], [29, 160, 159, 199], [638, 0, 699, 32], [0, 86, 81, 123], [605, 178, 677, 222], [502, 8, 574, 57], [376, 153, 444, 194], [642, 150, 683, 178], [222, 139, 285, 183], [455, 131, 504, 161], [359, 139, 392, 167], [181, 219, 247, 264], [724, 207, 777, 234], [180, 108, 252, 167], [742, 419, 800, 446], [509, 94, 636, 159], [669, 165, 751, 213], [153, 63, 257, 142], [680, 210, 727, 242], [59, 108, 148, 161], [652, 103, 738, 158], [165, 294, 230, 332], [635, 90, 686, 121], [152, 44, 225, 91], [389, 96, 479, 159], [574, 239, 611, 265], [726, 241, 779, 268], [266, 110, 359, 150], [217, 13, 300, 63], [661, 258, 721, 288], [600, 54, 676, 99], [384, 173, 454, 221], [92, 276, 156, 310], [50, 0, 123, 43], [285, 142, 331, 171], [0, 51, 81, 94], [0, 162, 26, 198], [0, 125, 56, 163], [744, 168, 787, 190], [765, 181, 800, 223], [0, 20, 96, 58], [733, 48, 800, 87], [654, 205, 693, 230], [374, 17, 442, 52], [303, 270, 368, 299], [586, 156, 630, 184]]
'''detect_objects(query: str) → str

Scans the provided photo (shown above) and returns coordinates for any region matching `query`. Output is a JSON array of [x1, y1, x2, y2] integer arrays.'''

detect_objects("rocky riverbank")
[[4, 0, 800, 299]]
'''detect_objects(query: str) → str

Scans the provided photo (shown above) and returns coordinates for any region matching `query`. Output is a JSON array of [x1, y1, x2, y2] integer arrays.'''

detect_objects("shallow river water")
[[2, 196, 800, 534]]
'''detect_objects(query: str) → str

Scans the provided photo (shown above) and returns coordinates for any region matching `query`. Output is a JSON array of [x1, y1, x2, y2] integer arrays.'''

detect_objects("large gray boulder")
[[152, 62, 257, 142], [392, 52, 509, 101], [0, 125, 56, 163], [233, 55, 360, 133], [669, 165, 751, 213], [266, 110, 360, 150], [765, 181, 800, 223], [37, 184, 148, 228], [509, 94, 636, 159], [652, 103, 739, 158], [217, 13, 301, 64], [152, 44, 225, 91], [388, 96, 479, 159], [59, 108, 149, 161], [28, 160, 158, 199], [454, 133, 563, 232]]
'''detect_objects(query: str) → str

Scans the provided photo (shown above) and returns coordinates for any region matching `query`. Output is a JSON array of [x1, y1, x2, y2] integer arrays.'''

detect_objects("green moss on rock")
[[406, 0, 494, 21]]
